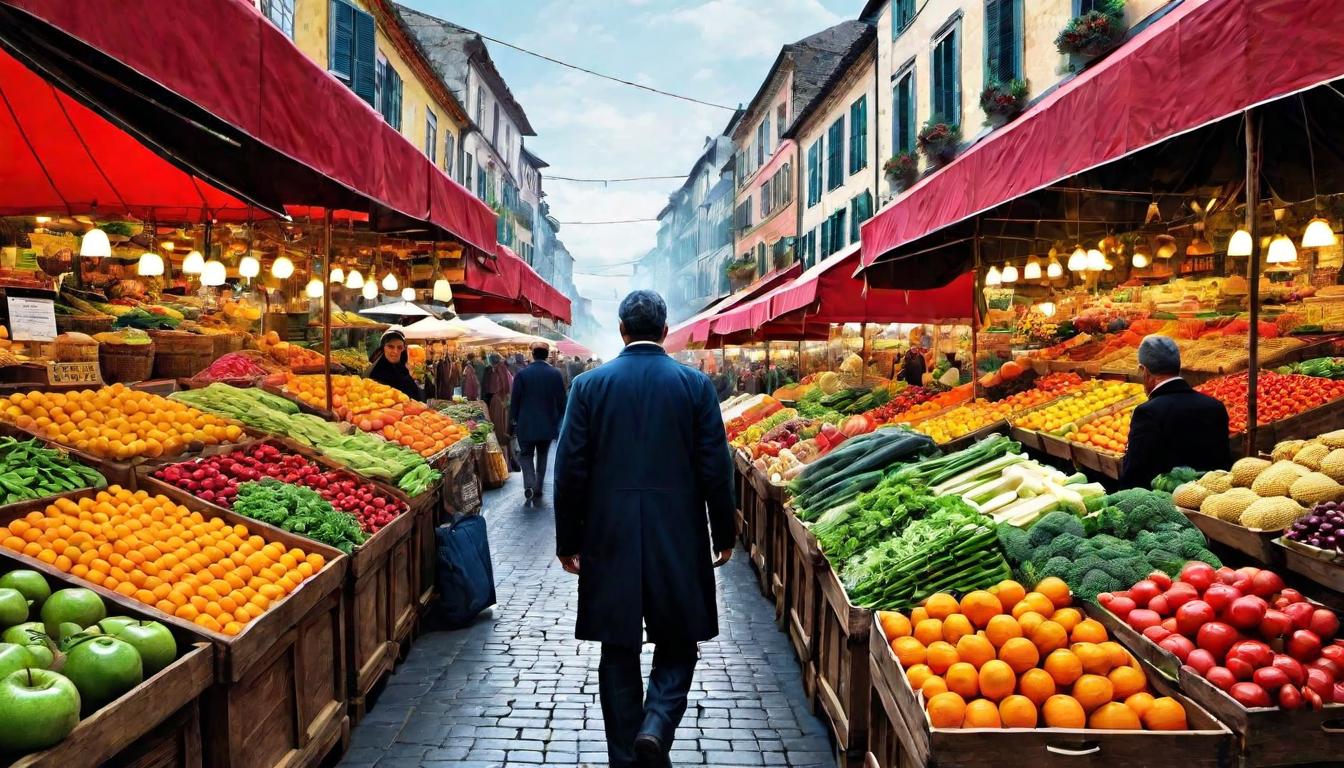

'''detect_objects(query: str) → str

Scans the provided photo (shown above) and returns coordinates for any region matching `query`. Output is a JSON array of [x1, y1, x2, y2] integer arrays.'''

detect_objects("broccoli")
[[1193, 548, 1223, 568], [1093, 556, 1151, 587], [1146, 548, 1185, 574], [997, 525, 1034, 565], [1027, 511, 1085, 548], [1040, 555, 1074, 580], [1082, 506, 1126, 537], [1078, 568, 1126, 598], [1105, 488, 1187, 533], [1042, 532, 1088, 561]]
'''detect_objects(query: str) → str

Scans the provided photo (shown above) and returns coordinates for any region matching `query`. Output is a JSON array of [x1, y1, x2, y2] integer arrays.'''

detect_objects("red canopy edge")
[[664, 262, 803, 352], [1, 0, 497, 253], [859, 0, 1344, 272], [453, 245, 570, 324]]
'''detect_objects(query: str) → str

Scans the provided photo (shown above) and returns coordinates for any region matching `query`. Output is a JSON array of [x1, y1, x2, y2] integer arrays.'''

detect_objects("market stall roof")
[[358, 300, 431, 318], [858, 0, 1344, 288], [452, 245, 572, 323], [455, 316, 549, 346], [664, 262, 804, 353], [0, 0, 497, 252], [398, 316, 470, 340], [554, 336, 594, 359]]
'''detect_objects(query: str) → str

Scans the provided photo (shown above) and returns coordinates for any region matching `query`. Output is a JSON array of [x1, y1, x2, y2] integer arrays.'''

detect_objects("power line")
[[548, 174, 689, 183], [556, 217, 659, 225], [475, 32, 737, 112]]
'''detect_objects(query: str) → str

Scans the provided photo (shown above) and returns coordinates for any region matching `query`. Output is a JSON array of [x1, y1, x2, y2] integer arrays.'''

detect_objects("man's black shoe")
[[633, 733, 669, 767], [524, 488, 534, 501]]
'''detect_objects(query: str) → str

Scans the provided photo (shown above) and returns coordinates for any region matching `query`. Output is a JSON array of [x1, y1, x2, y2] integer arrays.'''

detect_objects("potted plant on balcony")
[[917, 120, 961, 166], [980, 79, 1029, 125], [1056, 0, 1126, 68], [724, 255, 756, 287], [883, 152, 920, 192]]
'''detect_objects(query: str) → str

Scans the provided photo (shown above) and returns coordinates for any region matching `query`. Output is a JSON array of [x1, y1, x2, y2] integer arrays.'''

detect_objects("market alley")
[[338, 451, 836, 768]]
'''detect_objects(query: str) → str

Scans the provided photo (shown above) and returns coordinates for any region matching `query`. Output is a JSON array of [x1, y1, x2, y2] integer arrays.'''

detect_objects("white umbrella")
[[400, 316, 471, 340], [458, 316, 551, 346], [358, 300, 432, 318]]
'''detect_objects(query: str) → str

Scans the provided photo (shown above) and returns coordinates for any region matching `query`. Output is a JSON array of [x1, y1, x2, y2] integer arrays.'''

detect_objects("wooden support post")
[[1245, 111, 1261, 457], [323, 210, 334, 415], [971, 225, 982, 399]]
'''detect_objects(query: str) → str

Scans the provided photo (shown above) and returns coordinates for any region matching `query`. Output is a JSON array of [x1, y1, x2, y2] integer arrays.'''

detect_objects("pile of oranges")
[[878, 577, 1189, 731], [377, 403, 468, 457], [0, 486, 325, 636], [1, 385, 244, 460], [1065, 405, 1136, 456], [283, 374, 408, 419], [912, 400, 1018, 444]]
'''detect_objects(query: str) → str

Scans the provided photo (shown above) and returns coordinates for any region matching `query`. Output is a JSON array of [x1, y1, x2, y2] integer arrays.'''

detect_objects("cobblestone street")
[[338, 454, 835, 767]]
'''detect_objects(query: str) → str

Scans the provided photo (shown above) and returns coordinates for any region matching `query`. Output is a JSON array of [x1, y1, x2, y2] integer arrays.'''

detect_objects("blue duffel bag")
[[433, 514, 497, 628]]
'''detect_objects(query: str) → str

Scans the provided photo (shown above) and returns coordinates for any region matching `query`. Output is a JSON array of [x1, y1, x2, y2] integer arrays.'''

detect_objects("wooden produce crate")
[[1008, 425, 1044, 453], [938, 421, 1008, 454], [785, 507, 823, 703], [815, 560, 872, 764], [866, 636, 920, 768], [1179, 507, 1284, 567], [0, 490, 350, 768], [411, 483, 440, 620], [1071, 443, 1125, 480], [869, 613, 1236, 768], [0, 553, 215, 768], [748, 466, 773, 599], [1275, 537, 1344, 594], [0, 421, 140, 489], [765, 481, 790, 625]]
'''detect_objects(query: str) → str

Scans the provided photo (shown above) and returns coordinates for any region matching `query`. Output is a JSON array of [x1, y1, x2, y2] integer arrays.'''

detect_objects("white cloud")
[[650, 0, 843, 60]]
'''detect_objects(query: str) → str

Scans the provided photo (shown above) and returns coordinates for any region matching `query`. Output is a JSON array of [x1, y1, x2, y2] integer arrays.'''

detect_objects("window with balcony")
[[932, 18, 961, 125], [848, 95, 868, 175], [328, 0, 375, 106], [985, 0, 1023, 85]]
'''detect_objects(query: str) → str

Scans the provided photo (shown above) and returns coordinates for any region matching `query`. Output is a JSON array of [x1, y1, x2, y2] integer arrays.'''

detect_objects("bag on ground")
[[433, 514, 497, 627]]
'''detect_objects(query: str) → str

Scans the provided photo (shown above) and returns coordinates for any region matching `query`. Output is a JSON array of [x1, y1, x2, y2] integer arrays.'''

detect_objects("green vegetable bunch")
[[1151, 466, 1199, 493], [0, 437, 105, 503], [232, 478, 366, 554]]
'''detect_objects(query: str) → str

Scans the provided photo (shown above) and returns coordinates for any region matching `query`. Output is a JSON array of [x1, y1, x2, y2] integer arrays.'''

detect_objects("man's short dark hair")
[[532, 346, 549, 361], [619, 290, 667, 342]]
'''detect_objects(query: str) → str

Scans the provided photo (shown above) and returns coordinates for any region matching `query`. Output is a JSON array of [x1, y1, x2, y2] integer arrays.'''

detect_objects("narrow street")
[[338, 451, 836, 768]]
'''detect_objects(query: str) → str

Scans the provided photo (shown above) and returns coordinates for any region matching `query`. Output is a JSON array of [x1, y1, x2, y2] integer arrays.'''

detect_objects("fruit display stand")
[[1176, 507, 1285, 568], [785, 504, 823, 703], [765, 480, 790, 624], [0, 551, 215, 768], [866, 613, 1236, 768], [0, 490, 350, 768], [734, 451, 756, 549], [1274, 538, 1344, 599], [748, 465, 774, 599], [815, 557, 872, 766], [0, 422, 141, 489]]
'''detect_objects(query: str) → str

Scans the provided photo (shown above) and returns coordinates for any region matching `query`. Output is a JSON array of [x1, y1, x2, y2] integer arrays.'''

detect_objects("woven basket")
[[100, 342, 155, 384], [209, 333, 246, 359], [56, 315, 114, 335], [147, 331, 214, 379], [54, 339, 99, 363]]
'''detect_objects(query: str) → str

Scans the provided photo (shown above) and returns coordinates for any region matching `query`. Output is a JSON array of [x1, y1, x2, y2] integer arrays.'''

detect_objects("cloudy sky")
[[411, 0, 857, 346]]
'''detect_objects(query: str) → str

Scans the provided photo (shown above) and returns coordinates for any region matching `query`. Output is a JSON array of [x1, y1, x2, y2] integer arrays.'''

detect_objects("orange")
[[985, 615, 1022, 648], [963, 698, 1001, 728], [1050, 607, 1082, 633], [1044, 649, 1083, 686], [1088, 701, 1141, 730], [941, 614, 974, 645], [878, 611, 912, 641], [921, 675, 948, 702], [906, 663, 934, 691], [924, 593, 960, 620], [1071, 642, 1113, 676], [1012, 592, 1054, 619], [1071, 674, 1115, 713], [944, 662, 979, 698], [1070, 618, 1108, 644], [1018, 668, 1057, 707], [1141, 697, 1188, 731], [1042, 694, 1086, 728], [998, 637, 1040, 675], [1098, 641, 1132, 670], [1125, 691, 1156, 718], [978, 660, 1016, 701], [959, 590, 1003, 628], [1108, 665, 1147, 699], [1035, 577, 1072, 609], [914, 618, 944, 646], [991, 579, 1026, 611], [956, 634, 996, 669], [925, 641, 959, 675], [892, 636, 927, 668], [909, 606, 929, 625], [1016, 611, 1047, 636], [1031, 620, 1069, 655], [998, 695, 1038, 728], [925, 692, 966, 728]]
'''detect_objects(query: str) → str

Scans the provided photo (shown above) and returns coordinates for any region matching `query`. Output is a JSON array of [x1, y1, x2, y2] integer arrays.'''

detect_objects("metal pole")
[[860, 322, 868, 387], [1245, 111, 1261, 458], [323, 210, 334, 415], [971, 220, 982, 399]]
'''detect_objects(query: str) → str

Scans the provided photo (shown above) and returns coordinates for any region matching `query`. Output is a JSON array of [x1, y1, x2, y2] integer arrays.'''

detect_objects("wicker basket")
[[54, 338, 99, 362], [147, 331, 214, 379], [99, 342, 155, 384], [209, 333, 245, 359], [56, 315, 114, 335]]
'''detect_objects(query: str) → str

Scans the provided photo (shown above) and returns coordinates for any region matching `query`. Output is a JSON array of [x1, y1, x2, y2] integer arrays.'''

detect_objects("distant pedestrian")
[[463, 352, 484, 401], [509, 343, 567, 503], [555, 290, 734, 768]]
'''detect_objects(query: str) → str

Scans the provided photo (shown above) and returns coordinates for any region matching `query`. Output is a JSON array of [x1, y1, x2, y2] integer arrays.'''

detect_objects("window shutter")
[[834, 210, 847, 252], [1003, 0, 1020, 80], [328, 0, 353, 80], [820, 220, 831, 258], [985, 0, 1002, 84], [351, 7, 376, 106]]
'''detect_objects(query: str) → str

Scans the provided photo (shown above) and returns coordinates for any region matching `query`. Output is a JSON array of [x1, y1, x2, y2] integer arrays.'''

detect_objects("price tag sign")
[[47, 361, 102, 386], [6, 296, 57, 342]]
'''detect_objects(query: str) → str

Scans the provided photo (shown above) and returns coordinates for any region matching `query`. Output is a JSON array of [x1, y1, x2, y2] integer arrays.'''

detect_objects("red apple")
[[1205, 666, 1236, 691], [1308, 608, 1339, 640], [1289, 630, 1324, 663], [1181, 562, 1216, 593], [1108, 595, 1137, 620], [1126, 609, 1162, 632], [1147, 571, 1173, 591], [1130, 580, 1162, 608], [1196, 621, 1240, 661], [1143, 625, 1173, 643], [1204, 583, 1242, 615], [1160, 634, 1195, 662], [1272, 654, 1307, 686], [1259, 610, 1293, 641], [1229, 682, 1272, 708], [1249, 569, 1285, 598]]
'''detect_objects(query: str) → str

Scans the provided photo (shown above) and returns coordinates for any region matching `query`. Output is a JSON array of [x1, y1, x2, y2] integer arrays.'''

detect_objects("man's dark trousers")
[[517, 439, 551, 497], [599, 642, 698, 767]]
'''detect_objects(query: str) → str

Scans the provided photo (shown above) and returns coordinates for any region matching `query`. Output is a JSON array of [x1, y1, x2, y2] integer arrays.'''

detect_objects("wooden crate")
[[733, 453, 751, 543], [938, 421, 1008, 454], [870, 613, 1236, 768], [866, 637, 920, 768], [412, 486, 439, 618], [748, 467, 773, 598], [1180, 508, 1284, 567], [785, 508, 822, 703], [1276, 538, 1344, 594], [1072, 444, 1124, 480], [765, 482, 790, 624], [1008, 425, 1043, 453], [815, 560, 871, 762]]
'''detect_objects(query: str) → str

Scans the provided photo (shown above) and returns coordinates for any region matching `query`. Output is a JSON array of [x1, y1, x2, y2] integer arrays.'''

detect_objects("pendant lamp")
[[271, 255, 294, 279], [305, 278, 324, 299], [433, 278, 453, 302], [362, 281, 379, 300], [1267, 234, 1298, 264], [182, 250, 205, 274], [1046, 259, 1063, 279], [1132, 251, 1150, 269], [984, 265, 1002, 286], [345, 269, 364, 289], [330, 266, 345, 284], [201, 260, 227, 287], [1302, 217, 1337, 249], [401, 287, 416, 301], [80, 228, 111, 258], [1038, 302, 1056, 318], [238, 255, 260, 278], [1067, 245, 1087, 271], [137, 252, 164, 276], [1001, 264, 1018, 283], [1085, 248, 1105, 271], [1023, 259, 1042, 281], [382, 271, 398, 291], [1227, 229, 1253, 257]]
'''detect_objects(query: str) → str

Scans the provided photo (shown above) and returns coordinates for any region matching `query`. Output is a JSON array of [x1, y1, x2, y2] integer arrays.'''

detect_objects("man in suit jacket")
[[1120, 335, 1232, 489], [554, 290, 735, 768], [509, 343, 567, 502]]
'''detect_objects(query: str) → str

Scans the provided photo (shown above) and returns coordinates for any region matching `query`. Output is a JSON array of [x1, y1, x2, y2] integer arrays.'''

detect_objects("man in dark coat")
[[554, 290, 734, 768], [509, 343, 567, 502], [1120, 334, 1232, 489]]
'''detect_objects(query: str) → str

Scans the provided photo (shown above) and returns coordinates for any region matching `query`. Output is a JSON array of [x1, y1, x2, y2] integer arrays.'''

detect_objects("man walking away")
[[510, 343, 567, 503], [554, 290, 734, 768]]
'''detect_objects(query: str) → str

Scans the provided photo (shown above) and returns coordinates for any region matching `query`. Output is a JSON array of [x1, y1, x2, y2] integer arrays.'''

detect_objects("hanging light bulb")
[[181, 250, 205, 274], [1155, 235, 1178, 259], [305, 278, 324, 299], [433, 278, 453, 303], [1227, 229, 1253, 257], [1023, 259, 1042, 281], [238, 255, 260, 278], [1267, 234, 1298, 264], [401, 287, 416, 301], [160, 241, 175, 252], [382, 271, 399, 291], [79, 228, 111, 258], [330, 266, 345, 284], [1046, 259, 1063, 279], [34, 216, 50, 225], [1085, 248, 1106, 271], [1302, 216, 1337, 249], [362, 281, 379, 300], [201, 260, 227, 287], [137, 252, 165, 276], [1038, 302, 1056, 318], [984, 265, 1002, 287], [1001, 264, 1018, 283], [1067, 245, 1087, 271], [1103, 259, 1114, 271], [1132, 250, 1150, 269], [271, 255, 294, 279], [345, 269, 364, 289]]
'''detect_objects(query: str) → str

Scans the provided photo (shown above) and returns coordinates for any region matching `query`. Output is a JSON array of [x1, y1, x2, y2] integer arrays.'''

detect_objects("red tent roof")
[[664, 262, 803, 352], [452, 245, 571, 324], [860, 0, 1344, 274]]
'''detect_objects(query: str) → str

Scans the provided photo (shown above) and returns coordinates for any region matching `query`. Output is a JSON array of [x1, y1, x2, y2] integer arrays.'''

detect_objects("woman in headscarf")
[[367, 329, 425, 401]]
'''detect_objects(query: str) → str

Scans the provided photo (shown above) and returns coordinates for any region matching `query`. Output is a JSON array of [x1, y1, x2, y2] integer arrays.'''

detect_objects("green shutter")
[[351, 6, 376, 106], [827, 118, 844, 190], [328, 0, 353, 79], [820, 220, 831, 258]]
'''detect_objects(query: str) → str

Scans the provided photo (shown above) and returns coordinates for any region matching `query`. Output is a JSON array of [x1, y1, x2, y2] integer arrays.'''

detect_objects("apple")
[[0, 587, 30, 627], [0, 570, 50, 609], [0, 643, 36, 680], [0, 668, 81, 753], [39, 589, 104, 639], [61, 636, 142, 714], [108, 621, 176, 676], [56, 622, 87, 645], [96, 617, 136, 635]]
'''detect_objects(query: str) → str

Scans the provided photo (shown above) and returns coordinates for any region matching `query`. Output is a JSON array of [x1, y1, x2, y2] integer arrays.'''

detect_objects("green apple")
[[95, 616, 135, 635], [61, 636, 142, 714], [40, 589, 105, 638], [108, 621, 176, 676], [0, 570, 51, 609], [23, 643, 54, 670], [0, 668, 81, 753], [0, 643, 36, 680], [2, 621, 48, 647], [0, 587, 29, 627], [56, 622, 86, 645]]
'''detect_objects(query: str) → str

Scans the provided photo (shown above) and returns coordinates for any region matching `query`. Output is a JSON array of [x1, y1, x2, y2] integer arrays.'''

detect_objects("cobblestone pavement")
[[339, 452, 836, 768]]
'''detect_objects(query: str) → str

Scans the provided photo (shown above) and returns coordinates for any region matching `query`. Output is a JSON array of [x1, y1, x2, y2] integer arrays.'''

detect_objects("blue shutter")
[[351, 6, 376, 106], [328, 0, 353, 80], [820, 220, 831, 258], [833, 210, 847, 252], [827, 118, 844, 191], [849, 96, 868, 175]]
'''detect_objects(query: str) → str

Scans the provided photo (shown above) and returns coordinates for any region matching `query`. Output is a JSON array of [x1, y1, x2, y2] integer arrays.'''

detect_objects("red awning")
[[554, 336, 594, 359], [860, 0, 1344, 273], [453, 245, 571, 323], [0, 0, 497, 252], [664, 262, 803, 352]]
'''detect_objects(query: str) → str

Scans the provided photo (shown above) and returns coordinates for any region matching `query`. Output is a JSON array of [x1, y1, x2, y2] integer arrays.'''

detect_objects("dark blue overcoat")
[[553, 344, 735, 646], [508, 361, 567, 443]]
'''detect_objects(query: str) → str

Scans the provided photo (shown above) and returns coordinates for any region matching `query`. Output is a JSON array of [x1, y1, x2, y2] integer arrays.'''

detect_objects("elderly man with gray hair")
[[554, 289, 735, 767], [1119, 334, 1231, 489]]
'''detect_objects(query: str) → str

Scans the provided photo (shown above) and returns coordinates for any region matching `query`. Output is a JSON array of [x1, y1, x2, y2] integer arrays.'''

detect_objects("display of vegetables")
[[189, 351, 276, 385], [1284, 501, 1344, 555], [866, 386, 939, 424], [1276, 357, 1344, 380], [374, 403, 469, 458], [0, 437, 106, 504], [788, 428, 938, 522], [1185, 433, 1344, 530], [732, 407, 799, 448], [920, 442, 1108, 528], [232, 479, 366, 554], [1196, 371, 1344, 434]]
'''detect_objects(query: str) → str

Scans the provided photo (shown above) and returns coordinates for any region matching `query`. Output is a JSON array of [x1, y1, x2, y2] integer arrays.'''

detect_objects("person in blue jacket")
[[509, 342, 567, 503], [554, 290, 735, 768]]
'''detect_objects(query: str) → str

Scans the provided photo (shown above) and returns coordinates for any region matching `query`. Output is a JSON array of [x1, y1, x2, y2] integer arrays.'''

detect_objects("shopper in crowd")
[[462, 353, 482, 400], [1119, 334, 1231, 488], [484, 352, 515, 466], [554, 290, 733, 768], [509, 342, 567, 503], [436, 353, 461, 400], [366, 329, 425, 402], [900, 346, 928, 387]]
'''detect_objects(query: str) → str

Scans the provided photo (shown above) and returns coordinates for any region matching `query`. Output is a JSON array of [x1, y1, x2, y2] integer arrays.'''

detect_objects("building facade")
[[650, 134, 737, 322]]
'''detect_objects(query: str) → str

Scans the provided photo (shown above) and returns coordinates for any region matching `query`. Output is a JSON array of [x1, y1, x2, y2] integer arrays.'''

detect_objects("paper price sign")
[[47, 362, 102, 386], [6, 296, 57, 342]]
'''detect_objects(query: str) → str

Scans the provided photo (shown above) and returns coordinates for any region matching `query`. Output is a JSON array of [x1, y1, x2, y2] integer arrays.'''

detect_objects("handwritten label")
[[6, 297, 57, 342], [47, 361, 102, 386]]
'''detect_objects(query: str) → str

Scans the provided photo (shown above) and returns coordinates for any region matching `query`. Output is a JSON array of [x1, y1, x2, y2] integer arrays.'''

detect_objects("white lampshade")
[[1267, 234, 1298, 264], [1067, 245, 1087, 271], [362, 281, 379, 300], [1023, 259, 1042, 280], [381, 271, 398, 291], [1001, 264, 1018, 283], [1227, 229, 1253, 257], [433, 278, 453, 302], [1085, 249, 1106, 271], [238, 255, 260, 278], [1046, 259, 1063, 279], [161, 241, 175, 252], [345, 269, 364, 289], [271, 255, 294, 279], [1302, 217, 1337, 249], [401, 287, 416, 301], [1132, 251, 1150, 269], [1038, 301, 1056, 318], [984, 265, 1002, 286], [201, 260, 227, 287], [79, 228, 111, 258], [182, 250, 205, 274], [34, 216, 50, 225], [330, 267, 344, 284], [137, 252, 164, 276], [305, 278, 324, 299]]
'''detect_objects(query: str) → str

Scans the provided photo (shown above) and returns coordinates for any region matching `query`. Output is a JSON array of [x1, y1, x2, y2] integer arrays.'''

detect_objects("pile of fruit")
[[1285, 502, 1344, 555], [890, 385, 974, 425], [281, 374, 409, 419], [1180, 434, 1344, 529], [368, 403, 468, 458], [910, 381, 1080, 445], [878, 577, 1191, 730], [257, 332, 327, 370], [1196, 371, 1344, 434], [1065, 405, 1137, 455], [1011, 382, 1145, 435], [1, 385, 245, 461], [151, 443, 406, 534], [0, 437, 106, 504], [0, 571, 182, 753], [865, 387, 939, 425], [1099, 563, 1344, 708], [0, 487, 325, 636]]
